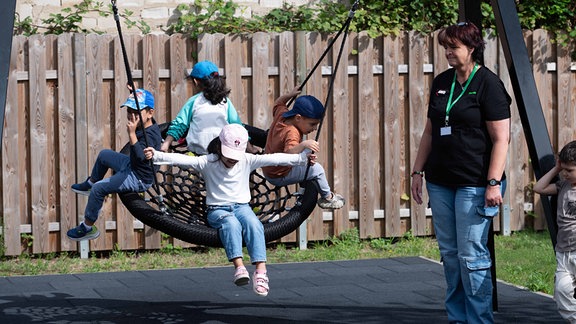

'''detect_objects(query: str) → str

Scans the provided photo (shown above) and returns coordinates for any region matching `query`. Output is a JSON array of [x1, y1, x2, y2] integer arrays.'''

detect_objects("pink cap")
[[219, 124, 248, 160]]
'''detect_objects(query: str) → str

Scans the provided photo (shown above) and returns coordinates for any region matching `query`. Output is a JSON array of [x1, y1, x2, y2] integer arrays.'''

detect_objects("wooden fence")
[[1, 30, 575, 256]]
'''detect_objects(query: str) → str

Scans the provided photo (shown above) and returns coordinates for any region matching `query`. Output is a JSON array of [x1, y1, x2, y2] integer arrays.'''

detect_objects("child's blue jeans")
[[207, 203, 266, 264], [85, 149, 150, 223], [265, 158, 332, 199]]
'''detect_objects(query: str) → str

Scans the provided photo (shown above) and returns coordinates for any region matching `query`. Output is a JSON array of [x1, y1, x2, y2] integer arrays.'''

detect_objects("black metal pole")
[[0, 0, 17, 143], [490, 0, 557, 246]]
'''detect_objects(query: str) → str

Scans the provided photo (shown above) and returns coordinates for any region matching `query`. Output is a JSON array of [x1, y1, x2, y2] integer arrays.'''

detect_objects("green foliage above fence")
[[13, 0, 576, 41]]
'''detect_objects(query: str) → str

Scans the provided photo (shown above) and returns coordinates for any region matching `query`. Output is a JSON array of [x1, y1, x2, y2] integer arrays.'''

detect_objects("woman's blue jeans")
[[207, 203, 266, 264], [85, 149, 150, 223], [426, 180, 506, 324]]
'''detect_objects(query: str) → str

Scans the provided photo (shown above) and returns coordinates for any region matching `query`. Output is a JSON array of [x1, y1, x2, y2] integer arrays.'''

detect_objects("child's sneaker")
[[67, 223, 100, 241], [318, 192, 345, 209], [71, 178, 92, 196], [234, 266, 250, 286], [252, 271, 269, 297]]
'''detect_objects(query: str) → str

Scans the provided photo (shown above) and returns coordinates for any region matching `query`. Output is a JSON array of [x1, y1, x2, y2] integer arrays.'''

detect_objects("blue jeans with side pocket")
[[426, 180, 506, 324], [207, 203, 266, 264]]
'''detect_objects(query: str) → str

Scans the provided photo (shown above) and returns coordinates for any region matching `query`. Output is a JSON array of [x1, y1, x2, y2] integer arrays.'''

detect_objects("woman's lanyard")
[[442, 63, 478, 135]]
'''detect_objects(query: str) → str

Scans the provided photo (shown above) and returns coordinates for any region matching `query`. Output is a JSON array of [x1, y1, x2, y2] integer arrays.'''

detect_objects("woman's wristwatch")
[[411, 171, 424, 177], [488, 178, 501, 186]]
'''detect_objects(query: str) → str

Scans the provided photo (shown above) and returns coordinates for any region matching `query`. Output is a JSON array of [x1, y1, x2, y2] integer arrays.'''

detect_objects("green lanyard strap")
[[445, 63, 478, 126]]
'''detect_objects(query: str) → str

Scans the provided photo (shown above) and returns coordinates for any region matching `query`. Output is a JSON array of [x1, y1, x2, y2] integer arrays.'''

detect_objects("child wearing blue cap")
[[262, 87, 345, 209], [67, 89, 163, 241], [161, 60, 258, 154]]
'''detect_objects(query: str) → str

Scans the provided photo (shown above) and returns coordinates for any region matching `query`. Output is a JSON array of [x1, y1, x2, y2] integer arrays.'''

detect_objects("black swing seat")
[[118, 123, 319, 247]]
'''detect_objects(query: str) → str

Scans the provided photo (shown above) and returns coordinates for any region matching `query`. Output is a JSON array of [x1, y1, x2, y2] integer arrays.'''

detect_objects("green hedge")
[[13, 0, 576, 44]]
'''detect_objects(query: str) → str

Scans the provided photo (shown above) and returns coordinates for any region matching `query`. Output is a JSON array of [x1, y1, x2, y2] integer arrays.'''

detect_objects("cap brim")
[[220, 146, 244, 161], [282, 111, 297, 118]]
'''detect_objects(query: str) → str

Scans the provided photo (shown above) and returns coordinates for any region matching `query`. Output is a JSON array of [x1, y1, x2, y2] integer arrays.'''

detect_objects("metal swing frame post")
[[0, 0, 16, 149]]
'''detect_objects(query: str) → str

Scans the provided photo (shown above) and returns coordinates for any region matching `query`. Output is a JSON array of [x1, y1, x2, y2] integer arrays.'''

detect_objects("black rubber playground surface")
[[0, 256, 563, 323]]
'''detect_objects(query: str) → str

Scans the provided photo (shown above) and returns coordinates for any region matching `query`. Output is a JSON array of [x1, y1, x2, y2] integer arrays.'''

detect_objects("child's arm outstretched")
[[144, 147, 206, 170], [533, 160, 561, 195]]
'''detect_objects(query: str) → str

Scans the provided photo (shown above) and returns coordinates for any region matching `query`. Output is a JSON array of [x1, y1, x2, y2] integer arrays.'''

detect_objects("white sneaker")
[[318, 193, 345, 209]]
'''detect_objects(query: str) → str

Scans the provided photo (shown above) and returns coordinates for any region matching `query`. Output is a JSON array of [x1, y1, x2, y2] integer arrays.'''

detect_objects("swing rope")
[[302, 0, 359, 180], [286, 0, 360, 108], [111, 0, 166, 210]]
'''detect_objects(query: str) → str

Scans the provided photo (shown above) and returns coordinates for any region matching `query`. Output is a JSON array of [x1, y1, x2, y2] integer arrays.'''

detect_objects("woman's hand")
[[485, 185, 503, 207], [411, 175, 424, 205]]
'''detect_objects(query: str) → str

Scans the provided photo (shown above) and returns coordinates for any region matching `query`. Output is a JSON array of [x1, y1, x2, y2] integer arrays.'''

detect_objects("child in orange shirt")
[[262, 88, 345, 209]]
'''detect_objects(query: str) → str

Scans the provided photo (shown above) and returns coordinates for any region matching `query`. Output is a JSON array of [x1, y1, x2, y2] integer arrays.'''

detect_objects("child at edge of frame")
[[533, 140, 576, 322]]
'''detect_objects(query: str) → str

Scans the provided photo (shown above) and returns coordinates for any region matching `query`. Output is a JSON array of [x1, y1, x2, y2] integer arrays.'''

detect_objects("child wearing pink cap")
[[145, 123, 314, 297]]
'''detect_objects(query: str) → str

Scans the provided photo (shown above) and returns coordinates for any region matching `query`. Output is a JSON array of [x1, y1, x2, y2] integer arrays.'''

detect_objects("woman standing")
[[411, 22, 511, 323]]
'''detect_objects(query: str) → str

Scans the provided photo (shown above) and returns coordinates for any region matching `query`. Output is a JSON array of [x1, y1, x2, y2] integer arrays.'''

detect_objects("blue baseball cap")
[[190, 60, 219, 79], [282, 95, 325, 119], [121, 89, 155, 110]]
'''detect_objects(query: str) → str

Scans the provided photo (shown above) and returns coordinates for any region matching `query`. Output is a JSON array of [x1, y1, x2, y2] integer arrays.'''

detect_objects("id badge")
[[440, 126, 451, 136]]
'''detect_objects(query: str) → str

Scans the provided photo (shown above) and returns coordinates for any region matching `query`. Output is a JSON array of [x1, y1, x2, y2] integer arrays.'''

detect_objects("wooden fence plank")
[[142, 34, 162, 250], [557, 32, 576, 149], [331, 33, 351, 235], [169, 34, 190, 121], [496, 32, 523, 231], [44, 35, 58, 252], [29, 34, 50, 253], [84, 34, 110, 251], [2, 37, 25, 256], [57, 33, 78, 251], [358, 31, 377, 238], [224, 35, 244, 122], [383, 35, 402, 237], [251, 32, 271, 130], [506, 31, 530, 232], [408, 31, 427, 236], [72, 33, 88, 252]]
